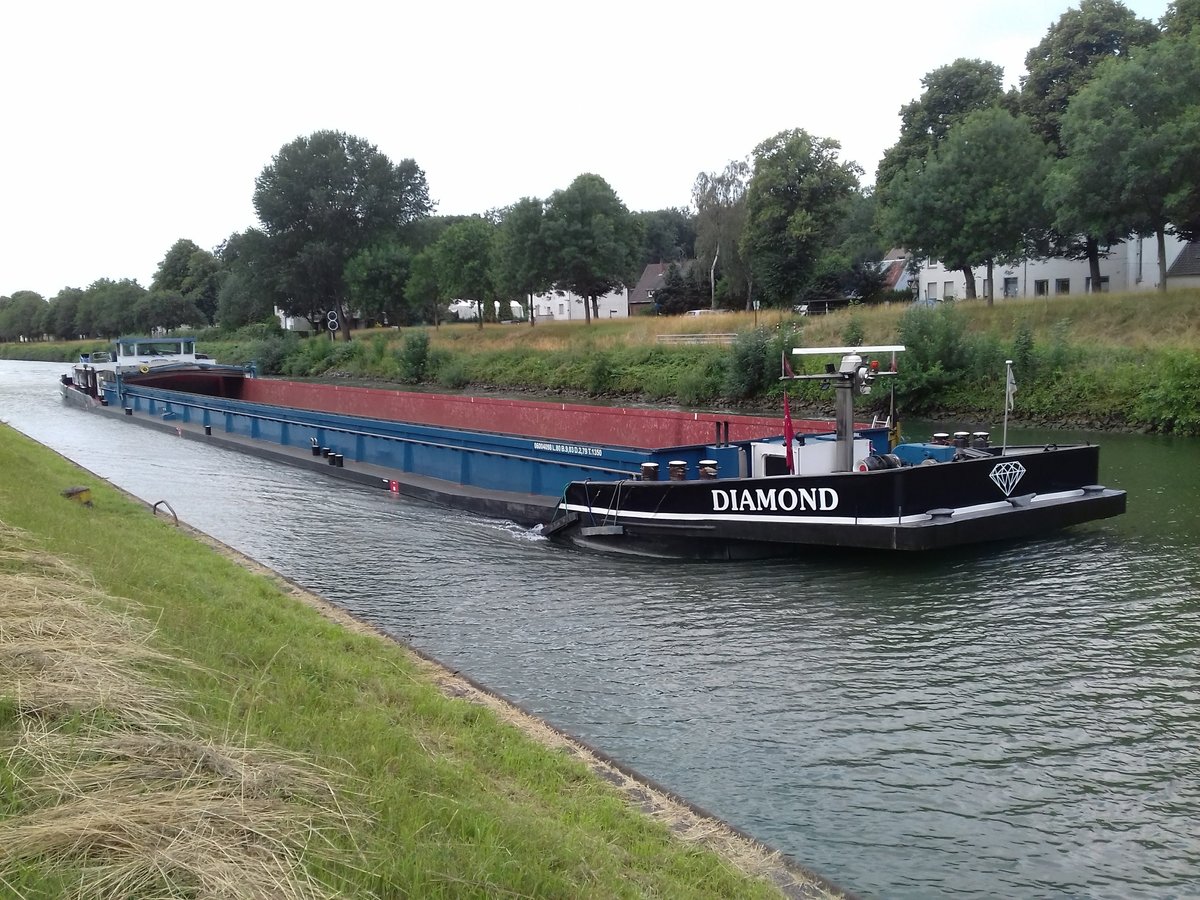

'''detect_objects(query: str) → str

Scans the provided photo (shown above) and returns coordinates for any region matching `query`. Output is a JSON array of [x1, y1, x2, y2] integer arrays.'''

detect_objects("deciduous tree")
[[876, 59, 1007, 193], [876, 59, 1007, 296], [152, 239, 222, 325], [743, 130, 860, 306], [1020, 0, 1159, 289], [0, 291, 48, 342], [253, 131, 432, 340], [345, 242, 415, 326], [693, 161, 751, 309], [632, 208, 696, 267], [881, 109, 1052, 304], [215, 229, 282, 329], [492, 198, 552, 326], [543, 174, 639, 324], [1050, 37, 1200, 289], [432, 217, 496, 328]]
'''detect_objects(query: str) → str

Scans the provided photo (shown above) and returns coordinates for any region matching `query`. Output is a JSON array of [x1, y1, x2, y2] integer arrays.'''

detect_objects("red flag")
[[783, 390, 795, 474], [781, 351, 795, 379]]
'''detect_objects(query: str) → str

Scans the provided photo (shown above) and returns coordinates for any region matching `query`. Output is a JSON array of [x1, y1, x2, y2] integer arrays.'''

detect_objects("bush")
[[396, 331, 430, 383], [724, 328, 771, 401], [841, 317, 865, 347], [1133, 352, 1200, 434], [245, 333, 300, 376], [436, 356, 470, 389], [586, 352, 614, 394], [676, 368, 719, 406]]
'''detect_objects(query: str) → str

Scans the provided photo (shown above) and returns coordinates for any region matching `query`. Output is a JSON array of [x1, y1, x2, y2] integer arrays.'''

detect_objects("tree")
[[215, 229, 280, 329], [632, 208, 696, 266], [253, 131, 432, 340], [876, 59, 1007, 193], [1162, 0, 1200, 37], [649, 262, 707, 315], [492, 198, 553, 327], [742, 129, 861, 306], [693, 160, 751, 309], [151, 238, 222, 325], [46, 287, 84, 340], [881, 110, 1052, 304], [432, 217, 496, 328], [543, 174, 640, 324], [1020, 0, 1159, 289], [404, 250, 441, 326], [0, 291, 48, 342], [134, 290, 205, 333], [1049, 38, 1200, 290], [345, 242, 415, 326], [80, 279, 145, 338], [819, 189, 888, 302], [875, 59, 1007, 296], [937, 109, 1052, 304]]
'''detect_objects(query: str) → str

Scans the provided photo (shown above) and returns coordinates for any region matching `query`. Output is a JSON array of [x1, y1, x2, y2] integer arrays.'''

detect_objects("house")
[[530, 287, 628, 321], [878, 248, 914, 295], [1166, 240, 1200, 289], [630, 261, 699, 313], [913, 234, 1192, 300], [447, 299, 528, 321]]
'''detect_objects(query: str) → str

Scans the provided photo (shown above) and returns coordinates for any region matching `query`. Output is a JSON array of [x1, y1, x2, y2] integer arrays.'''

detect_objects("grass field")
[[0, 424, 840, 899]]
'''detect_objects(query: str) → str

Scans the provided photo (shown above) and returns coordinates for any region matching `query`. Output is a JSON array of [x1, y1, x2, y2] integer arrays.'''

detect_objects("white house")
[[531, 287, 629, 321], [275, 307, 314, 332], [914, 234, 1196, 300], [447, 299, 527, 321]]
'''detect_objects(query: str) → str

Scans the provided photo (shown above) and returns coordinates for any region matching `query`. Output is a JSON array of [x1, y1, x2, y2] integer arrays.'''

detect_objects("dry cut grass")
[[0, 520, 363, 900]]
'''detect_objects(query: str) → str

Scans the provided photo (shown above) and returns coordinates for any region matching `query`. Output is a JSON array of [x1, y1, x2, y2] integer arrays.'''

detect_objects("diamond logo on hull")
[[989, 460, 1026, 496]]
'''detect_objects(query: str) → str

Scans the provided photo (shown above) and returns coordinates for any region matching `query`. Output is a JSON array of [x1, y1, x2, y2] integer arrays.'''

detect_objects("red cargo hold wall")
[[239, 380, 830, 449]]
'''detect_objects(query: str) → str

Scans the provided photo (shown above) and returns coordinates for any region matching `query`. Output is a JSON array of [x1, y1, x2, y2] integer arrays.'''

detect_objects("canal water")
[[3, 360, 1197, 899]]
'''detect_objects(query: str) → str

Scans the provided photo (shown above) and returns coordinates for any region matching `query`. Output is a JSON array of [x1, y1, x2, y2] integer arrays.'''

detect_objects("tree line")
[[3, 0, 1197, 343]]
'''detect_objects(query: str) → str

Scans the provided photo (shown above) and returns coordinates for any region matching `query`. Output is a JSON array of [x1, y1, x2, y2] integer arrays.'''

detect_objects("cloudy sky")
[[1, 0, 1170, 299]]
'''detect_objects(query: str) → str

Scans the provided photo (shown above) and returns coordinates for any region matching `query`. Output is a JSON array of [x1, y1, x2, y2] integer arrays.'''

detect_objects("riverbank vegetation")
[[0, 425, 833, 898], [7, 290, 1199, 434]]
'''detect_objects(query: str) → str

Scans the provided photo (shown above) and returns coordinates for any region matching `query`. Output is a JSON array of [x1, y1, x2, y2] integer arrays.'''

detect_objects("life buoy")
[[138, 364, 150, 374]]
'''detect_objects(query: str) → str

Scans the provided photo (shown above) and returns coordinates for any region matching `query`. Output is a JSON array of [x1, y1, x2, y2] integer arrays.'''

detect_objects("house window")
[[1034, 279, 1049, 296], [1056, 278, 1070, 295], [1003, 277, 1019, 298], [1084, 276, 1110, 293], [558, 303, 565, 316], [926, 281, 937, 300], [942, 281, 955, 300]]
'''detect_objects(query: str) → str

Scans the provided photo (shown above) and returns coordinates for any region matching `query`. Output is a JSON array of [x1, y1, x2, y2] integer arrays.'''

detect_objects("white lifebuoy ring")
[[138, 364, 150, 374]]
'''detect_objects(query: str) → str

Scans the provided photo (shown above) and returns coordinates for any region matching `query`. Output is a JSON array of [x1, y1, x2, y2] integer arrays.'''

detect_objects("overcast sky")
[[0, 0, 1170, 299]]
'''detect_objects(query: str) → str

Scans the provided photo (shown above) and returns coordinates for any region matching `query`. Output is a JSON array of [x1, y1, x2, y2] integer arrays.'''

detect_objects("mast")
[[783, 345, 905, 472]]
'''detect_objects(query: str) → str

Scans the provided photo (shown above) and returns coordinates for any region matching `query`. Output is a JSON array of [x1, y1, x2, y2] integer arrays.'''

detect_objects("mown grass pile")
[[0, 521, 354, 899], [0, 425, 834, 899]]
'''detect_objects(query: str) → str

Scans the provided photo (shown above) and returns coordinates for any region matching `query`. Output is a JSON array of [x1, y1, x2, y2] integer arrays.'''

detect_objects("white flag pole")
[[1002, 359, 1013, 454]]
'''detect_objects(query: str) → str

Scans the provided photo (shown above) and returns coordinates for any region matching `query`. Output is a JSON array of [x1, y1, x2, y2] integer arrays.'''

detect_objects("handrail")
[[655, 333, 737, 345]]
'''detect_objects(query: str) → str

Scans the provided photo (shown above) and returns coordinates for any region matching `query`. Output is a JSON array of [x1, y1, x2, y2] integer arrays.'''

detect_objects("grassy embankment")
[[6, 288, 1200, 432], [0, 425, 838, 898]]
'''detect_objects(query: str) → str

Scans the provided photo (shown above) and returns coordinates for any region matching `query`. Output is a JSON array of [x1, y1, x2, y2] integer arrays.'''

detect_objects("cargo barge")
[[60, 338, 1126, 558]]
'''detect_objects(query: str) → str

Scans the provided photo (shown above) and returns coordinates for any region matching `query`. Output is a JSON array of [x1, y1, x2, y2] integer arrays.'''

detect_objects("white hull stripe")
[[560, 489, 1090, 527]]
